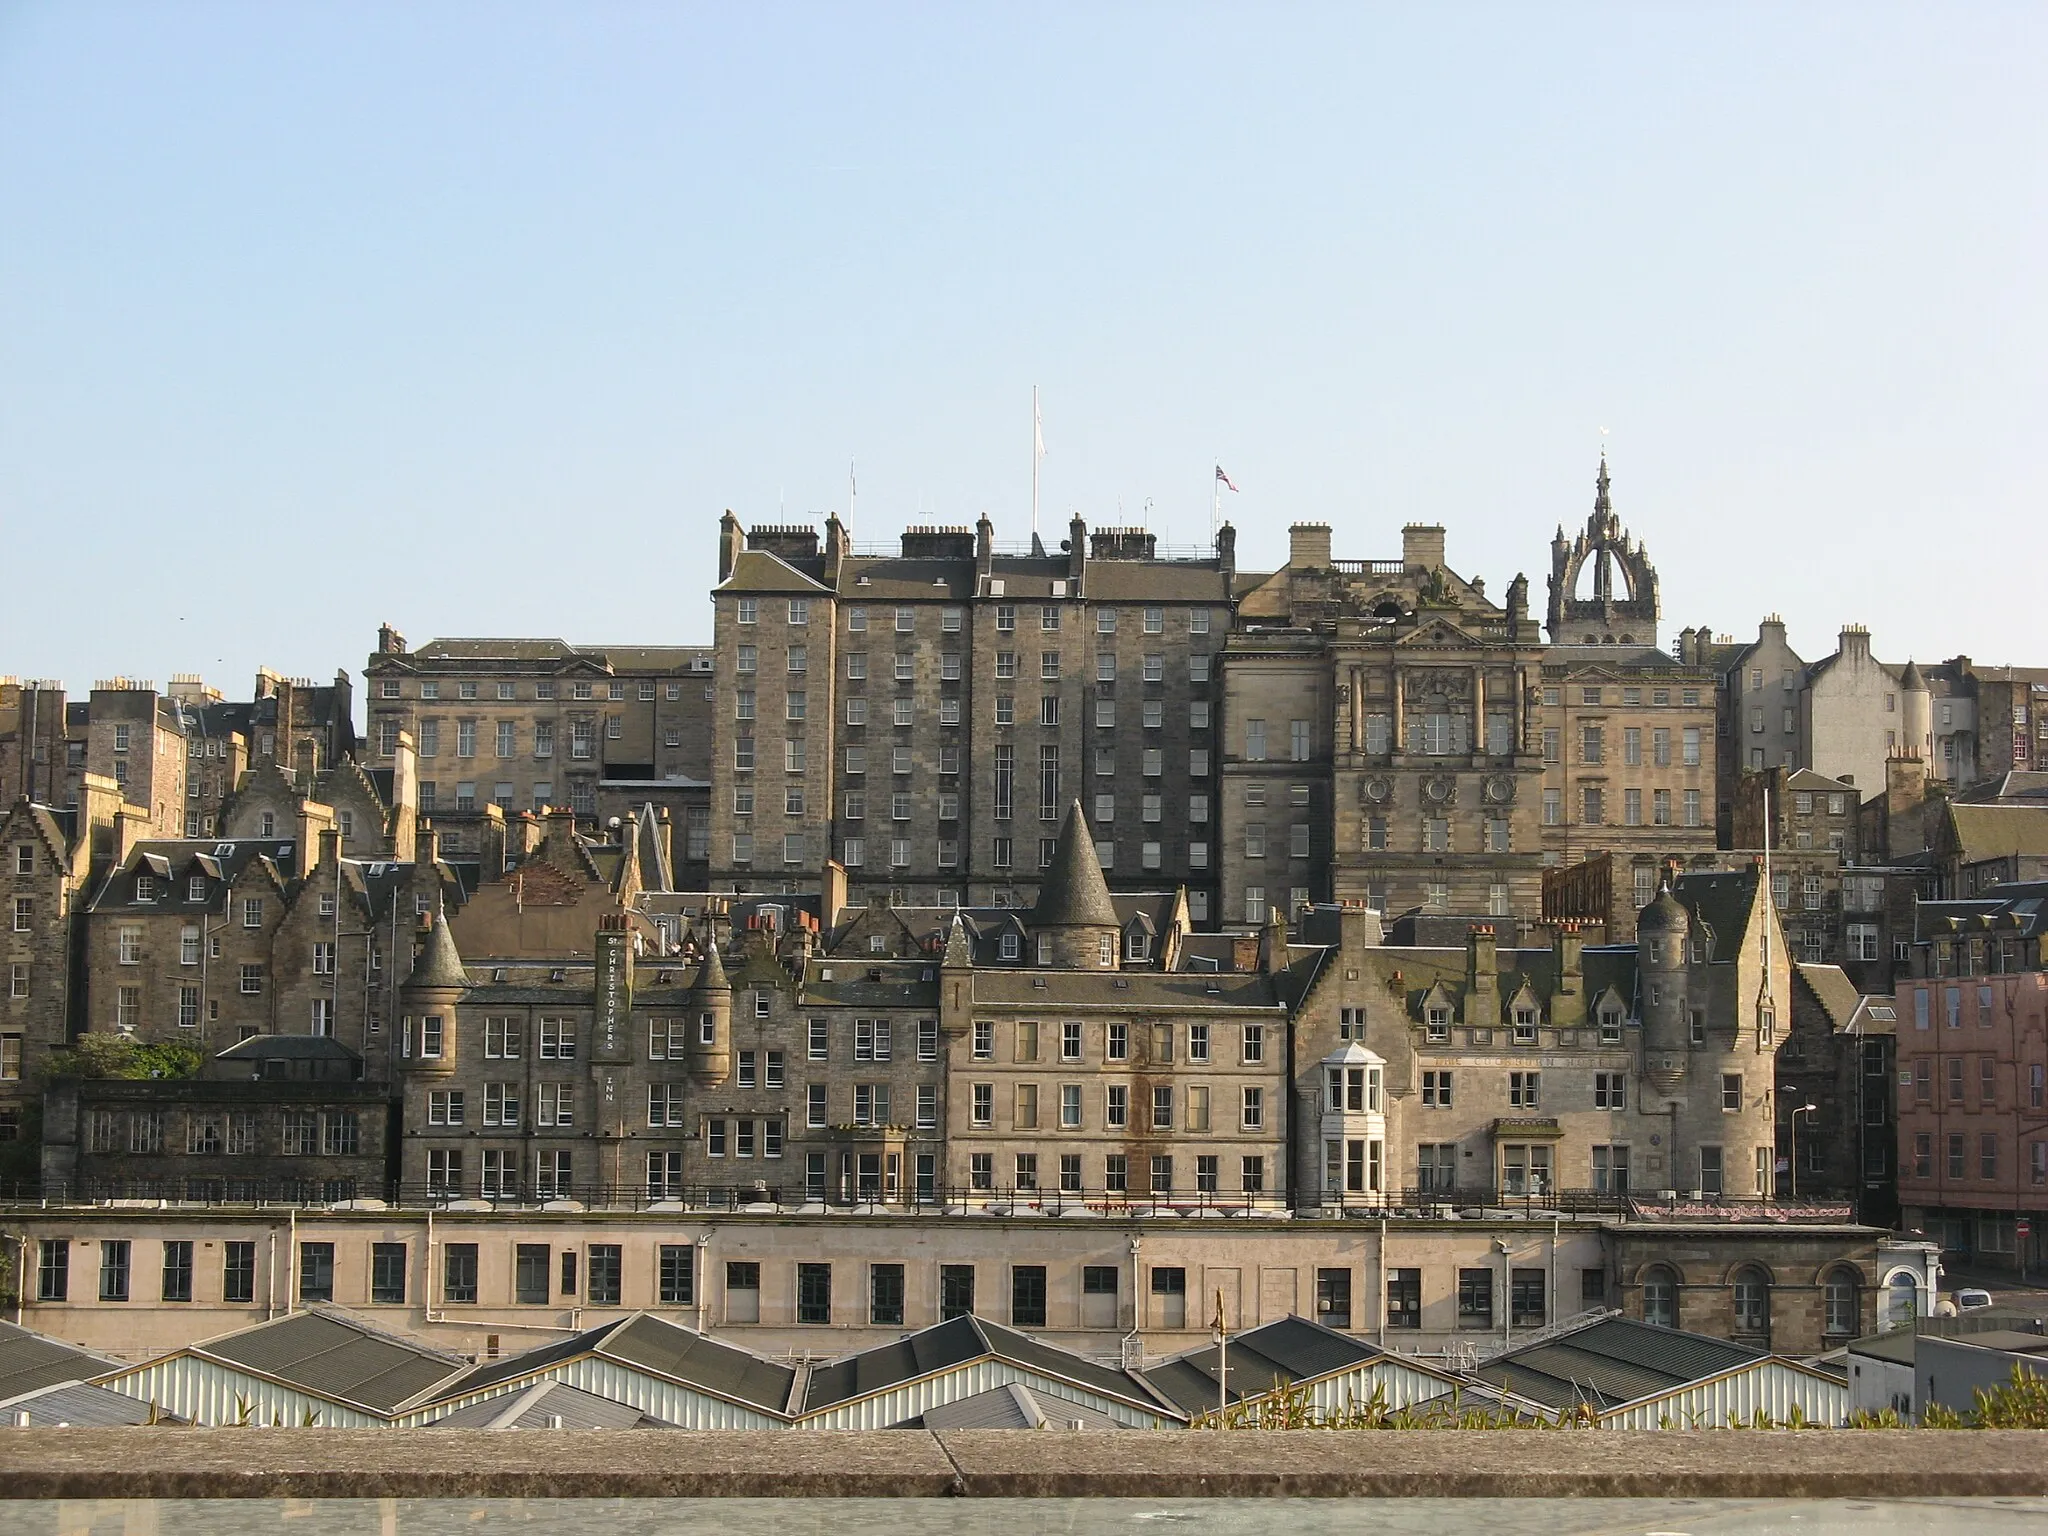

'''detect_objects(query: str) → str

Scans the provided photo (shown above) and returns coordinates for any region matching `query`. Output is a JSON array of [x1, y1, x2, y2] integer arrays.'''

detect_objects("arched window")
[[1823, 1268, 1860, 1337], [1883, 1270, 1919, 1331], [1732, 1266, 1771, 1337], [1643, 1265, 1678, 1329]]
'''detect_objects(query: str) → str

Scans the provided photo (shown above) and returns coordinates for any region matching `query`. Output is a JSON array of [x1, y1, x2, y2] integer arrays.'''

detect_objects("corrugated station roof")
[[426, 1379, 670, 1430], [0, 1378, 170, 1427], [198, 1309, 469, 1414], [911, 1382, 1128, 1431], [434, 1313, 796, 1416], [1473, 1317, 1767, 1412], [1145, 1316, 1386, 1416], [800, 1315, 1154, 1415], [0, 1321, 118, 1404]]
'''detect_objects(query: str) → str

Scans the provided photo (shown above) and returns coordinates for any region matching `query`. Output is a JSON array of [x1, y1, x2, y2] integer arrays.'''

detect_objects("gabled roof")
[[154, 1308, 471, 1416], [1141, 1316, 1392, 1415], [425, 1378, 670, 1429], [1948, 803, 2048, 862], [799, 1314, 1162, 1418], [432, 1313, 796, 1417], [0, 1320, 119, 1404], [716, 548, 834, 595], [1031, 801, 1121, 929], [1473, 1316, 1766, 1413], [910, 1381, 1128, 1430], [0, 1377, 171, 1426], [214, 1034, 362, 1064]]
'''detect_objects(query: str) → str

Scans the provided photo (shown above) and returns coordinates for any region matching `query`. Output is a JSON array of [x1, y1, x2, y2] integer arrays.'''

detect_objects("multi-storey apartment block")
[[361, 629, 714, 871], [706, 513, 1238, 919]]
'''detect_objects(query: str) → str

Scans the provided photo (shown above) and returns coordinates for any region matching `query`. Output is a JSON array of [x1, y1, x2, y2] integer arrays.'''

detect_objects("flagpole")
[[1031, 386, 1041, 541], [1211, 464, 1220, 542]]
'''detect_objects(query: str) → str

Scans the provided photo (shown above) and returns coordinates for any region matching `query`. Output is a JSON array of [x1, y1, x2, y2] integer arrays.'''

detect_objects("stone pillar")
[[1349, 667, 1363, 751], [1391, 666, 1405, 752], [1473, 668, 1486, 756]]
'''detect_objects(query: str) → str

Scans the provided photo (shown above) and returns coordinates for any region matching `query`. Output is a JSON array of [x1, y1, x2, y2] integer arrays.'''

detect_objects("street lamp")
[[1780, 1088, 1819, 1200]]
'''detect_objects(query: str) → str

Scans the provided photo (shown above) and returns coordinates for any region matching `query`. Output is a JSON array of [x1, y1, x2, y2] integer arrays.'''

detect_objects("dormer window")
[[1425, 1006, 1449, 1043], [134, 875, 156, 903], [999, 933, 1020, 961], [1512, 1006, 1538, 1045], [1599, 1008, 1623, 1045], [1126, 932, 1149, 962], [186, 875, 206, 903]]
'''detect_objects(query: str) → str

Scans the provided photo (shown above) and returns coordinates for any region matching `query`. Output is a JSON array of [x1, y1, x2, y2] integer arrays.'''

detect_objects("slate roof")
[[1949, 804, 2048, 862], [0, 1320, 118, 1404], [800, 1314, 1160, 1416], [405, 909, 469, 990], [1473, 1316, 1767, 1413], [1031, 802, 1121, 929], [434, 1313, 797, 1417], [190, 1308, 470, 1415], [86, 839, 296, 913], [717, 548, 834, 595], [425, 1378, 670, 1429], [1914, 884, 2048, 943]]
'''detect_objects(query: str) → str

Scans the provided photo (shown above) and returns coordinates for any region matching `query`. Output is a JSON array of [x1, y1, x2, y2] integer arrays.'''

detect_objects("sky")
[[2, 3, 2043, 710]]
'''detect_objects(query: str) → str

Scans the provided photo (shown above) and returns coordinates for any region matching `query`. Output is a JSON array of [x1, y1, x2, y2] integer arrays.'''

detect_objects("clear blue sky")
[[3, 3, 2042, 704]]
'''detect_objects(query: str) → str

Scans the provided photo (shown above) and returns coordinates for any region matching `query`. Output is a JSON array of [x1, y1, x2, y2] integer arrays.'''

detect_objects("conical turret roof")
[[1031, 801, 1120, 929], [404, 909, 469, 991], [1638, 877, 1688, 934], [693, 941, 730, 993], [942, 913, 975, 967], [1899, 657, 1926, 690]]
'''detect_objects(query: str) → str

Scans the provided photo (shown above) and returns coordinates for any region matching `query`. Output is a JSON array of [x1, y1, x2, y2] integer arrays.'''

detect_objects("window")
[[1643, 1265, 1678, 1328], [220, 1241, 255, 1305], [1721, 1073, 1742, 1111], [1511, 1269, 1547, 1328], [1421, 1070, 1453, 1107], [1699, 1146, 1724, 1196], [1245, 719, 1266, 761], [99, 1240, 131, 1302], [299, 1242, 336, 1304], [161, 1240, 194, 1303], [1509, 1071, 1540, 1109], [1457, 1268, 1495, 1329], [1594, 1072, 1627, 1109], [1732, 1267, 1769, 1336], [1823, 1270, 1858, 1337], [1386, 1269, 1421, 1329]]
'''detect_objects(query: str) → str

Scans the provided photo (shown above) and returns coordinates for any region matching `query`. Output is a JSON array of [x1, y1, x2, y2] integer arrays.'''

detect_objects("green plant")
[[47, 1034, 201, 1081]]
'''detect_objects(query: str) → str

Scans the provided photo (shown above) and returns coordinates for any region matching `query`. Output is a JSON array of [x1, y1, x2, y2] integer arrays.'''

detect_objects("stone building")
[[361, 630, 714, 864], [2, 1202, 1921, 1364], [706, 513, 1238, 921], [1289, 864, 1792, 1210], [1894, 882, 2048, 1274], [1781, 963, 1898, 1225], [1225, 521, 1546, 924], [1714, 616, 1806, 844], [40, 1035, 390, 1202], [1531, 459, 1719, 909]]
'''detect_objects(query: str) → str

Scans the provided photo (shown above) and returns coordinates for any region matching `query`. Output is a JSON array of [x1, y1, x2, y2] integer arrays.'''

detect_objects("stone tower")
[[686, 936, 732, 1087], [1547, 454, 1662, 645], [1637, 877, 1691, 1094], [1031, 801, 1122, 970], [399, 909, 468, 1078]]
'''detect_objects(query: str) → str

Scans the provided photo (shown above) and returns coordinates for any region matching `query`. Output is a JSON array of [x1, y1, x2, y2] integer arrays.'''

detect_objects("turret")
[[400, 909, 468, 1077], [1030, 801, 1121, 969], [687, 940, 732, 1087], [1637, 878, 1691, 1067]]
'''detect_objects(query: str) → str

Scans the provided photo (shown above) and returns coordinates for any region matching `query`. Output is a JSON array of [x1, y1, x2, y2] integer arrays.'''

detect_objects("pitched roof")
[[1031, 801, 1120, 929], [1473, 1316, 1766, 1413], [799, 1314, 1158, 1416], [1949, 803, 2048, 862], [911, 1381, 1129, 1430], [1140, 1316, 1389, 1415], [0, 1320, 118, 1404], [434, 1313, 796, 1417], [187, 1308, 470, 1415], [425, 1378, 670, 1429], [716, 548, 834, 595], [0, 1378, 170, 1426]]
